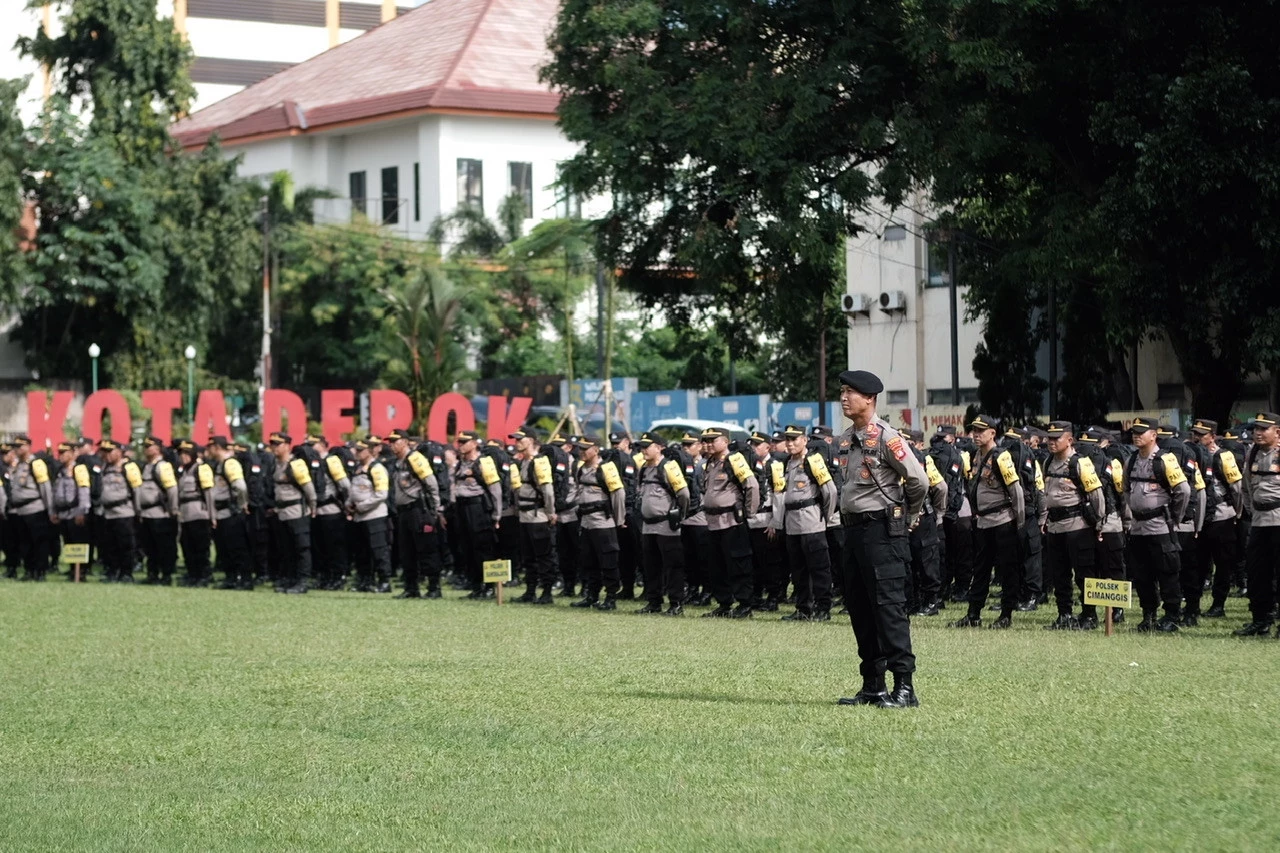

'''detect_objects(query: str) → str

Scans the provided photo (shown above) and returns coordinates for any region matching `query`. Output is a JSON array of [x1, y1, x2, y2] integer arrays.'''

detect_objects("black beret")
[[837, 370, 884, 396]]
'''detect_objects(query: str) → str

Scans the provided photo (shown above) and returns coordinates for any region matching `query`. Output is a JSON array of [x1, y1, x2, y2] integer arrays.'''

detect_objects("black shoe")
[[912, 602, 941, 617], [558, 586, 577, 598], [469, 590, 489, 600], [1204, 605, 1225, 618], [836, 606, 849, 615], [569, 597, 597, 608], [949, 614, 982, 628], [425, 588, 442, 599], [635, 603, 663, 614], [285, 584, 308, 594], [1113, 608, 1125, 624], [516, 591, 537, 603], [616, 590, 636, 601], [1155, 616, 1180, 633], [810, 610, 832, 622], [702, 606, 733, 619], [781, 610, 811, 622], [989, 616, 1012, 629], [1045, 613, 1078, 631], [692, 592, 714, 607], [375, 583, 391, 593], [534, 593, 554, 605], [1136, 613, 1158, 632], [838, 680, 887, 706], [1234, 621, 1273, 637], [876, 683, 920, 709], [218, 582, 238, 590], [729, 605, 753, 619], [1180, 613, 1199, 627], [1077, 614, 1098, 630], [759, 599, 780, 612], [395, 591, 421, 599], [593, 599, 617, 611], [481, 587, 496, 599], [662, 604, 684, 617], [1016, 599, 1039, 612]]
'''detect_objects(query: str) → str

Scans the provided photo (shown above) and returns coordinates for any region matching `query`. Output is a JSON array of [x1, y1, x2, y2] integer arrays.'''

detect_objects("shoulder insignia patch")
[[74, 464, 91, 489], [886, 436, 907, 462], [1161, 453, 1187, 488], [601, 461, 623, 492], [996, 451, 1020, 487], [1077, 456, 1102, 493], [370, 462, 389, 493], [289, 458, 312, 486], [1220, 451, 1242, 485], [224, 458, 244, 483], [326, 455, 349, 482], [663, 459, 688, 493]]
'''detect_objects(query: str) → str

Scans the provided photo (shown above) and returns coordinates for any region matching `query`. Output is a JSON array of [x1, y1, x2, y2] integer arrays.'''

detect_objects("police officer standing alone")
[[835, 371, 927, 709]]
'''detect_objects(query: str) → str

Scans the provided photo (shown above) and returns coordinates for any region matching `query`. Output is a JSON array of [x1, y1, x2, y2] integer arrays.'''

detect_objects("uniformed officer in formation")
[[699, 426, 759, 618], [1186, 419, 1242, 621], [772, 424, 837, 622], [347, 436, 392, 592], [267, 432, 317, 594], [51, 441, 91, 578], [906, 429, 947, 616], [176, 441, 216, 587], [206, 436, 252, 590], [950, 415, 1026, 629], [387, 429, 443, 599], [1040, 422, 1106, 630], [138, 435, 180, 585], [453, 429, 503, 598], [8, 435, 54, 581], [635, 431, 691, 615], [1123, 417, 1191, 632], [569, 434, 627, 610], [96, 438, 142, 583], [835, 370, 927, 709], [1237, 412, 1280, 636], [308, 435, 352, 593], [746, 430, 786, 611]]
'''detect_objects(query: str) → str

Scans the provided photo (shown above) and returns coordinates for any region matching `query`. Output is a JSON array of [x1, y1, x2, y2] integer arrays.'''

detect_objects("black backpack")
[[928, 437, 965, 518], [537, 443, 575, 512], [1000, 436, 1042, 517], [480, 444, 516, 511], [292, 444, 326, 503], [416, 440, 452, 506], [601, 447, 640, 512], [1077, 445, 1118, 521], [242, 449, 270, 510], [77, 452, 104, 504]]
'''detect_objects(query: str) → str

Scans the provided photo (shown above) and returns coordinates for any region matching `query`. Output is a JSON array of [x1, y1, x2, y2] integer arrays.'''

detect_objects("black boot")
[[876, 677, 920, 709], [838, 676, 887, 706]]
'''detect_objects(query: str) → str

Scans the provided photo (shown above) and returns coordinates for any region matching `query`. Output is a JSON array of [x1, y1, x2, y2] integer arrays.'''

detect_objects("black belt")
[[785, 498, 818, 511], [456, 495, 483, 505], [704, 505, 738, 516], [397, 498, 426, 512], [1131, 506, 1166, 521], [215, 499, 231, 510], [55, 501, 77, 511], [1254, 499, 1280, 511], [1047, 505, 1084, 522], [102, 497, 131, 510], [317, 496, 339, 507], [842, 509, 887, 526], [642, 513, 670, 524], [975, 502, 1011, 517], [11, 497, 39, 509], [578, 501, 610, 516], [181, 496, 205, 504], [276, 499, 302, 509]]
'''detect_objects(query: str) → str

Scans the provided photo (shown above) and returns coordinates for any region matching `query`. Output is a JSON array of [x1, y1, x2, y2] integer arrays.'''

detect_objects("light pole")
[[88, 343, 100, 393], [184, 345, 197, 422]]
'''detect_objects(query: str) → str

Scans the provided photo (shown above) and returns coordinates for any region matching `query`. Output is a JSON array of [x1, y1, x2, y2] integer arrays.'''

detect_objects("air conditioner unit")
[[879, 290, 907, 313], [841, 293, 872, 315]]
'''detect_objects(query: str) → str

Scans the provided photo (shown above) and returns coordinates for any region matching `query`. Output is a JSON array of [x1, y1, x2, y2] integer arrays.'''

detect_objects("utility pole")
[[595, 261, 605, 378], [947, 237, 960, 407], [817, 300, 827, 425], [1047, 279, 1057, 419], [260, 196, 271, 417]]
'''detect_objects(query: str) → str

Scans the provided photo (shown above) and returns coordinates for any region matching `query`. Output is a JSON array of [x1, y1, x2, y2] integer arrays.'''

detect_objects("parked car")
[[646, 418, 752, 446]]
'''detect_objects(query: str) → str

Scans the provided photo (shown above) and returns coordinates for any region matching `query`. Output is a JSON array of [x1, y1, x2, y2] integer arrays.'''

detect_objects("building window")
[[348, 170, 366, 221], [887, 390, 909, 406], [554, 162, 582, 219], [926, 238, 950, 288], [413, 162, 420, 222], [457, 158, 483, 211], [508, 161, 533, 219], [927, 388, 980, 405], [381, 166, 399, 224]]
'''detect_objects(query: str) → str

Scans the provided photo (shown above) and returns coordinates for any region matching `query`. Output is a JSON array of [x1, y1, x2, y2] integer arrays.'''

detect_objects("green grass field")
[[3, 579, 1277, 851]]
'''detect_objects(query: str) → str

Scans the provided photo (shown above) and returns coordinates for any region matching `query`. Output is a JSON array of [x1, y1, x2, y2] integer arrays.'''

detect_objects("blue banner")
[[697, 395, 770, 433], [628, 390, 698, 433]]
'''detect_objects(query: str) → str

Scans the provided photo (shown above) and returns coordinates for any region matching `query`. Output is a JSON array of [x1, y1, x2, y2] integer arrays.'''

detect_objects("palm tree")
[[381, 259, 465, 420]]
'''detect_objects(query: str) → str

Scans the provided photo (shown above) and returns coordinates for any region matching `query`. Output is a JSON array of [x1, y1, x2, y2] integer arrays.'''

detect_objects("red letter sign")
[[27, 390, 74, 449], [320, 389, 355, 447], [263, 389, 309, 440], [485, 395, 532, 442], [369, 389, 413, 438], [426, 392, 475, 444], [82, 390, 132, 444], [192, 391, 231, 445], [141, 390, 183, 445]]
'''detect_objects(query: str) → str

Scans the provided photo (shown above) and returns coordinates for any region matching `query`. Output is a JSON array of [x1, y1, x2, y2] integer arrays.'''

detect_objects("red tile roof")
[[172, 0, 562, 149]]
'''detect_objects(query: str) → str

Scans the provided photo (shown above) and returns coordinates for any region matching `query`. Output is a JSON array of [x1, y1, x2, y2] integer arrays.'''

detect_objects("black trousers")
[[943, 516, 974, 599], [355, 517, 391, 587], [682, 524, 711, 593], [270, 515, 312, 587], [969, 522, 1021, 618], [749, 525, 787, 604], [707, 523, 754, 606], [785, 531, 832, 613], [140, 516, 179, 582], [1127, 533, 1182, 616], [395, 504, 441, 594], [580, 525, 621, 599], [455, 501, 497, 589], [908, 520, 942, 609], [618, 510, 642, 595], [313, 512, 349, 587], [826, 526, 845, 601], [101, 516, 136, 581], [14, 512, 52, 580], [642, 533, 686, 606], [497, 511, 521, 572], [248, 510, 271, 581], [214, 513, 252, 586], [556, 518, 580, 592], [841, 515, 915, 680], [519, 521, 556, 592], [1193, 518, 1238, 611], [1021, 521, 1044, 601], [1246, 524, 1280, 623], [180, 518, 213, 582], [1045, 528, 1098, 616]]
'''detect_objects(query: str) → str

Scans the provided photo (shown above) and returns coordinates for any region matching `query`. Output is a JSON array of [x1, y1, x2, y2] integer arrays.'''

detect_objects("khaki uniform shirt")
[[1245, 445, 1280, 528], [772, 455, 838, 535], [702, 454, 759, 532], [639, 460, 690, 537], [178, 462, 216, 523], [139, 459, 179, 519], [348, 461, 389, 523], [1043, 452, 1106, 535], [837, 417, 927, 519], [576, 462, 626, 530], [9, 458, 53, 517], [1126, 450, 1191, 536], [213, 457, 249, 521]]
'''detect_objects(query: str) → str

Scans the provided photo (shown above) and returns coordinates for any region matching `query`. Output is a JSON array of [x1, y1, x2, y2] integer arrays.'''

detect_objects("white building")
[[172, 0, 587, 238]]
